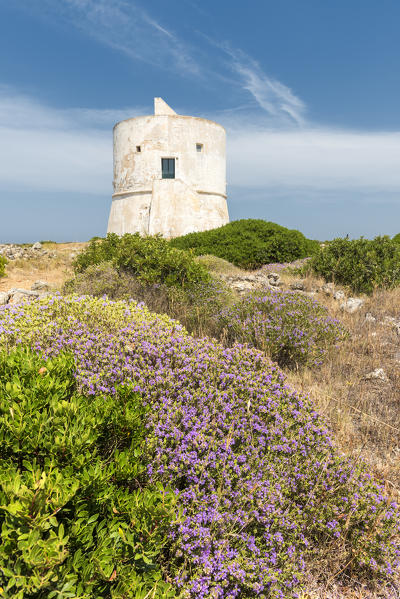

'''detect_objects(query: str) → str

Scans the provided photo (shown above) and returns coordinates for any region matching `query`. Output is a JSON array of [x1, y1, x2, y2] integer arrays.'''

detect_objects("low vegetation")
[[65, 260, 229, 344], [0, 296, 399, 598], [218, 288, 348, 368], [0, 256, 6, 278], [309, 236, 400, 295], [0, 348, 176, 598], [170, 219, 319, 269], [2, 223, 400, 597], [65, 262, 345, 371], [73, 232, 210, 289]]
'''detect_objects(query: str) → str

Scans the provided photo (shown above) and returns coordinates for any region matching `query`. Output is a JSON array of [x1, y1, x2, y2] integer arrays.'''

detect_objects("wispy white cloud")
[[1, 89, 400, 199], [31, 0, 201, 76], [19, 0, 306, 122], [0, 88, 127, 194], [0, 126, 109, 194], [226, 125, 400, 191], [0, 85, 145, 130], [219, 47, 306, 125]]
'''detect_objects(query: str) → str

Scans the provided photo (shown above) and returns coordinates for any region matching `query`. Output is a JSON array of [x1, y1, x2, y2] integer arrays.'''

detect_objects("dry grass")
[[281, 278, 400, 598], [285, 280, 400, 496], [195, 254, 246, 276], [0, 242, 87, 292]]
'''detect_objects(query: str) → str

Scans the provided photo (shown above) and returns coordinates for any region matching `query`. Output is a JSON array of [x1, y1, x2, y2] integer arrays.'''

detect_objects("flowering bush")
[[217, 288, 347, 368], [64, 262, 231, 341], [262, 258, 311, 274], [0, 296, 399, 597]]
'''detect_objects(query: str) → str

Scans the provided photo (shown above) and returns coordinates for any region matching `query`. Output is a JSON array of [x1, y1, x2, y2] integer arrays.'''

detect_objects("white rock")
[[322, 282, 334, 296], [9, 288, 39, 297], [365, 368, 388, 382], [267, 272, 281, 287], [340, 297, 364, 314], [364, 312, 376, 323], [231, 281, 254, 293], [290, 280, 305, 291], [8, 289, 40, 304], [32, 242, 42, 250], [0, 291, 9, 305], [382, 315, 397, 326], [31, 280, 49, 291], [333, 290, 345, 301]]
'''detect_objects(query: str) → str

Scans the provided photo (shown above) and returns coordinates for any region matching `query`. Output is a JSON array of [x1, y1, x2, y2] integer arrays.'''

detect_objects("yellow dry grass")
[[0, 242, 87, 293], [285, 280, 400, 499]]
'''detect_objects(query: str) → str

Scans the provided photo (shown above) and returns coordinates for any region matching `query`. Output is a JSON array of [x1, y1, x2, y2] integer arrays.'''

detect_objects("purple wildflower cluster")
[[218, 288, 347, 368], [0, 296, 398, 598], [262, 258, 311, 274]]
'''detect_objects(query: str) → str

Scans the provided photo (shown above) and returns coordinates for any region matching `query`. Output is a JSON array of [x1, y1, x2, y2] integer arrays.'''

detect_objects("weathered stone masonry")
[[107, 98, 229, 238]]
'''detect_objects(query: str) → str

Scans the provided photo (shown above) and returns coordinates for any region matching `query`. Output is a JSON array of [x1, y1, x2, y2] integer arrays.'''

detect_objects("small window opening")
[[136, 145, 141, 152], [162, 158, 175, 179], [196, 143, 203, 152]]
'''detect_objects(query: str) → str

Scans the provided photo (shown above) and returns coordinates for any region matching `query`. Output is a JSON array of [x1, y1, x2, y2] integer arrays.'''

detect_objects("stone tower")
[[107, 98, 229, 238]]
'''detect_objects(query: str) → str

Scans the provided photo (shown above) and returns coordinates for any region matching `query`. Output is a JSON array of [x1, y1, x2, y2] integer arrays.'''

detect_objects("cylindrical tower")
[[107, 97, 229, 237]]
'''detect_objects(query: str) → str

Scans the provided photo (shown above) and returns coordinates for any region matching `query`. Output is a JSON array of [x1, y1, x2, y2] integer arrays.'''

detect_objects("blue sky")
[[1, 0, 400, 242]]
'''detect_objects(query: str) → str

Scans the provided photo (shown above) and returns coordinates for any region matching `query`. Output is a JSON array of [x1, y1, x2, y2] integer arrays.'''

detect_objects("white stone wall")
[[107, 99, 229, 237]]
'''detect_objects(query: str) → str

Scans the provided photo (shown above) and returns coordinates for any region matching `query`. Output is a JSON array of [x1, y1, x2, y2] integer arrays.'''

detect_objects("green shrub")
[[309, 236, 400, 295], [0, 348, 176, 599], [217, 288, 347, 368], [65, 262, 155, 300], [393, 232, 400, 244], [194, 254, 242, 276], [170, 219, 318, 269], [0, 256, 6, 278], [74, 233, 210, 290]]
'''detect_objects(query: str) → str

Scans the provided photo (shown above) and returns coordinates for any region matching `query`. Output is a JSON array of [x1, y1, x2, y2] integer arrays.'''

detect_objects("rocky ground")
[[0, 241, 87, 301]]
